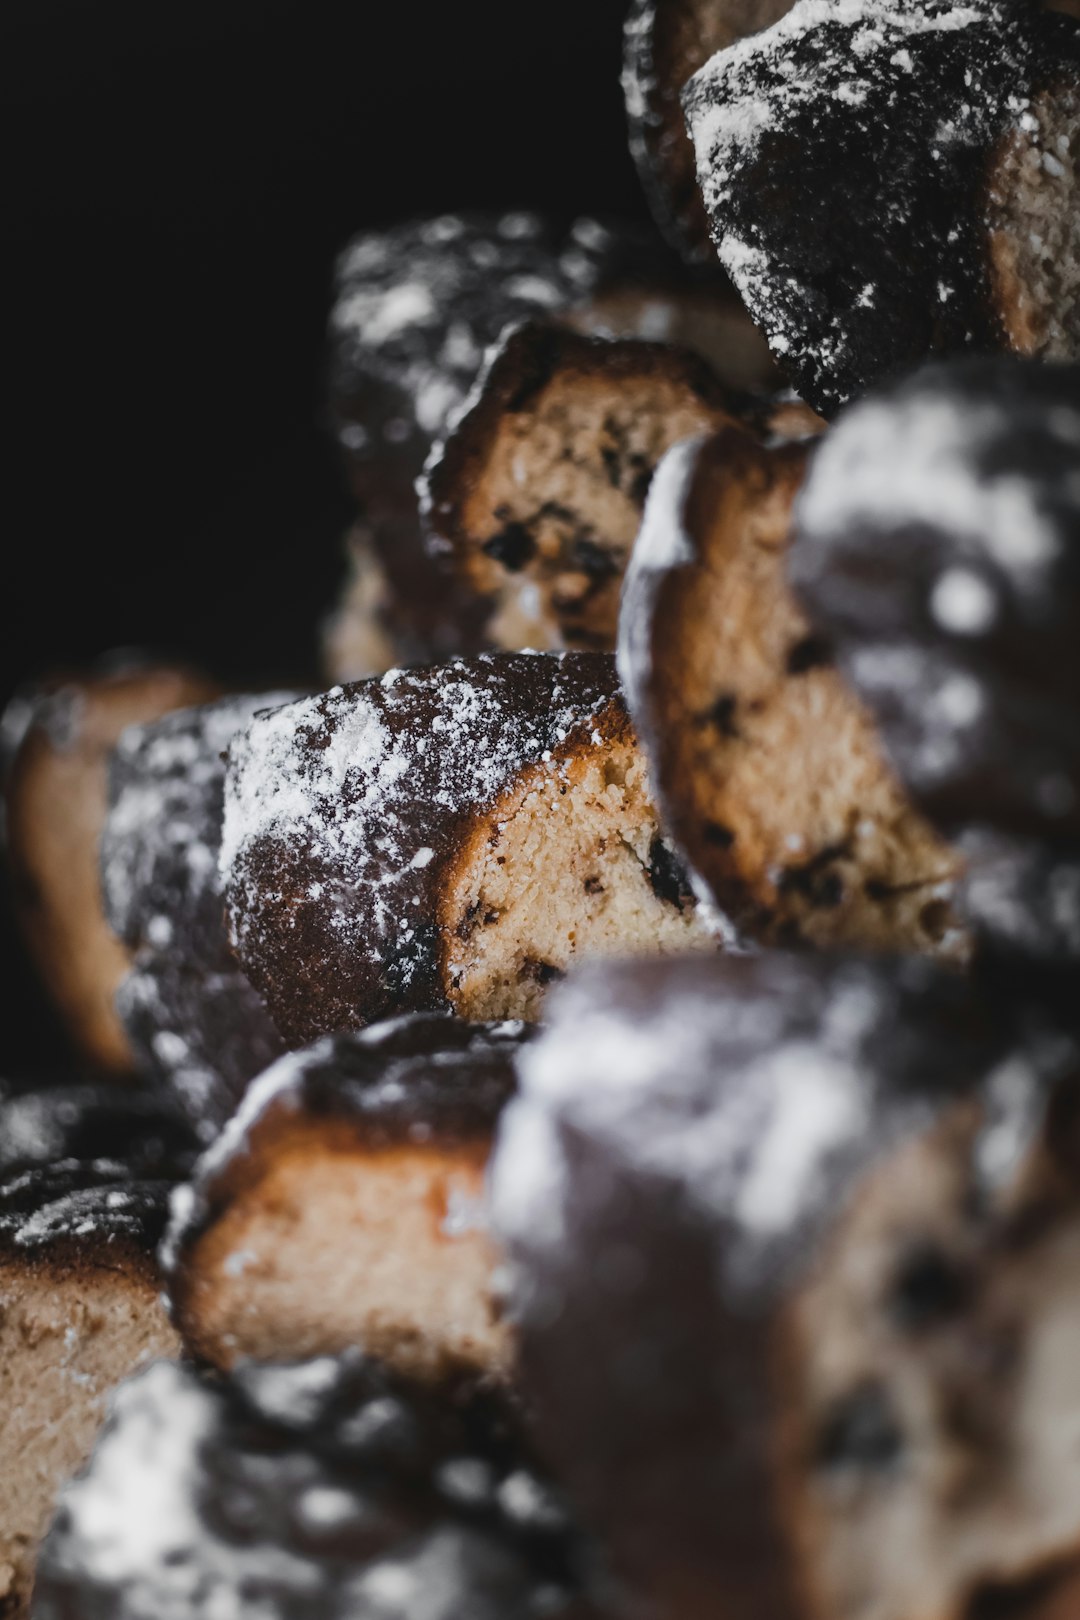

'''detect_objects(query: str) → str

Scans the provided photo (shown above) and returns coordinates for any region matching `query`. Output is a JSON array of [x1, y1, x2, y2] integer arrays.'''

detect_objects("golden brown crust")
[[3, 661, 219, 1072], [619, 429, 965, 957]]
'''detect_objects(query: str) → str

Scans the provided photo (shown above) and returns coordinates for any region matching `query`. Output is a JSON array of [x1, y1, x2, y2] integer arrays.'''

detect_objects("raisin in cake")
[[618, 427, 963, 956]]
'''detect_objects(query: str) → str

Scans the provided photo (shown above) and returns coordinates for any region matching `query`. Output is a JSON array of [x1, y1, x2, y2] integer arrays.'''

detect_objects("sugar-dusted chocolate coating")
[[0, 1163, 174, 1272], [683, 0, 1080, 417], [323, 213, 778, 675], [790, 360, 1080, 849], [492, 953, 1080, 1620], [0, 1075, 196, 1181], [222, 655, 637, 1045], [164, 1016, 529, 1379], [0, 1079, 195, 1266], [34, 1353, 613, 1620], [101, 694, 298, 1134], [623, 0, 795, 263]]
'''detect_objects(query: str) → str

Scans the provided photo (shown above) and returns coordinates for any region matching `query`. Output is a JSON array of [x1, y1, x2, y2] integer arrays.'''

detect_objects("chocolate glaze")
[[683, 0, 1080, 416], [222, 654, 629, 1045], [0, 1075, 196, 1181], [491, 952, 1079, 1620], [34, 1352, 615, 1620], [102, 695, 297, 1133]]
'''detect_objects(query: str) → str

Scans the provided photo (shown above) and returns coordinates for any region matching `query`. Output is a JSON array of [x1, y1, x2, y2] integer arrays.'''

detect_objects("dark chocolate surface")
[[683, 0, 1080, 415], [222, 654, 626, 1044], [0, 1075, 196, 1181], [34, 1352, 611, 1620], [791, 359, 1080, 849], [101, 694, 297, 1133], [491, 952, 1079, 1619]]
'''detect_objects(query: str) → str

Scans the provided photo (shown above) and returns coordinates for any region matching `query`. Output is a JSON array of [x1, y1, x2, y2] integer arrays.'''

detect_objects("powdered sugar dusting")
[[221, 655, 624, 1020], [489, 955, 980, 1298], [682, 0, 1041, 411]]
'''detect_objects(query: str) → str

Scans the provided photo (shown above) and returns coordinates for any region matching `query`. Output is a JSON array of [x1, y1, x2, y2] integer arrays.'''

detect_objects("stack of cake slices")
[[3, 2, 1080, 1617]]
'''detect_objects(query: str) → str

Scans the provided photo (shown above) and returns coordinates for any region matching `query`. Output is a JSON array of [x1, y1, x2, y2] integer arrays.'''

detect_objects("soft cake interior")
[[456, 362, 731, 650], [787, 1110, 1080, 1620], [643, 437, 964, 956], [177, 1130, 509, 1383], [0, 1258, 178, 1619], [988, 82, 1080, 360], [443, 733, 718, 1021]]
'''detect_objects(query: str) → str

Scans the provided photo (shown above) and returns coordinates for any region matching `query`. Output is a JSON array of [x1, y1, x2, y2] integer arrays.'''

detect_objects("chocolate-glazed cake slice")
[[101, 693, 299, 1136], [222, 655, 720, 1047], [623, 0, 796, 263], [35, 1353, 613, 1620], [0, 1086, 193, 1618], [683, 0, 1080, 417], [323, 213, 777, 679], [618, 428, 963, 956], [165, 1016, 526, 1381], [1, 658, 218, 1074], [492, 953, 1080, 1620], [422, 323, 743, 651]]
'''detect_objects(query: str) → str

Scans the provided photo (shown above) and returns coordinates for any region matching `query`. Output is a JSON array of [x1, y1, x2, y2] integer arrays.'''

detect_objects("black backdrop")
[[3, 0, 647, 1066]]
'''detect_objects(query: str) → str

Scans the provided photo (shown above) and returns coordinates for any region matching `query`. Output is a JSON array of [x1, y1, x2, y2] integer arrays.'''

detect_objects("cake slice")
[[222, 654, 720, 1046], [423, 322, 743, 651], [618, 428, 963, 956], [165, 1016, 525, 1382]]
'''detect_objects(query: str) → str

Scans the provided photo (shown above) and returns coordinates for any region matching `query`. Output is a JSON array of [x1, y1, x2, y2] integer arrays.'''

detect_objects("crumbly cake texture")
[[790, 359, 1080, 850], [0, 1113, 191, 1620], [322, 212, 778, 680], [34, 1353, 613, 1620], [101, 695, 298, 1136], [623, 0, 796, 262], [618, 427, 964, 957], [222, 653, 719, 1047], [164, 1016, 527, 1382], [1, 660, 219, 1074], [422, 322, 743, 652], [492, 953, 1080, 1620], [683, 0, 1080, 417]]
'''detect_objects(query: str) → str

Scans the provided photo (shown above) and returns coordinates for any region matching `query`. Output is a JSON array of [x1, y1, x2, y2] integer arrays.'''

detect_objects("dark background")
[[4, 0, 645, 1064]]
